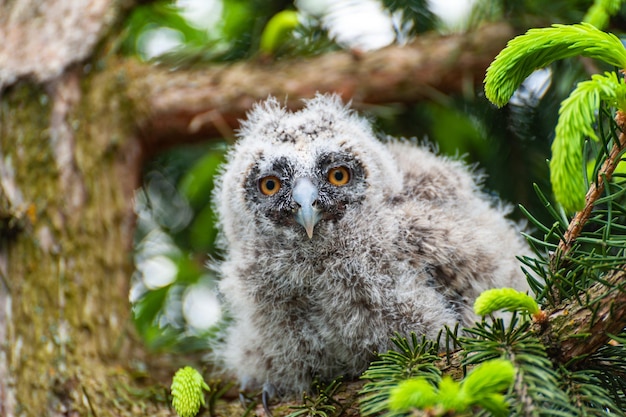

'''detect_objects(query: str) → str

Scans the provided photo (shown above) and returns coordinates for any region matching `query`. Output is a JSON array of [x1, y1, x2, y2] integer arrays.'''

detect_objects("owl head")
[[214, 94, 403, 244]]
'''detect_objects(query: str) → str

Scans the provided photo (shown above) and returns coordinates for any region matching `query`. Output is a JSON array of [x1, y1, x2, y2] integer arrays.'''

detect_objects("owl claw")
[[239, 384, 275, 416], [262, 382, 277, 417], [239, 391, 252, 410]]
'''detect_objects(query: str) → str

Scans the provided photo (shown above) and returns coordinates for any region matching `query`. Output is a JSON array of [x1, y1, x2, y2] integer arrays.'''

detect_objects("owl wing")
[[384, 141, 531, 323]]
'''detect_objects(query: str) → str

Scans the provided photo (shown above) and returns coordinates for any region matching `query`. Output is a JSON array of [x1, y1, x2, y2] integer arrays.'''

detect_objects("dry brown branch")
[[535, 267, 626, 364], [120, 23, 514, 152]]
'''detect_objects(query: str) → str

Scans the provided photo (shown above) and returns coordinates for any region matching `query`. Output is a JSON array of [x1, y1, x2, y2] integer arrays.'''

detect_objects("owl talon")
[[262, 382, 277, 417], [239, 391, 250, 409]]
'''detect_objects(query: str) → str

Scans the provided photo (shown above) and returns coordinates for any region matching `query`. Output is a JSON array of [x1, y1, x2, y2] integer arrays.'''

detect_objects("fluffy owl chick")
[[212, 94, 530, 396]]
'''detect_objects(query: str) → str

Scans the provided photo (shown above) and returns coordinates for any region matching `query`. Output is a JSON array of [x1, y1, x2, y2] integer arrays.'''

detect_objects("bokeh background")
[[125, 0, 623, 354]]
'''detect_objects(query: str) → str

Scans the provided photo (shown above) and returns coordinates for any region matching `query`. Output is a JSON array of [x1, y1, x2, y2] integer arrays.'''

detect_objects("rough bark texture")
[[0, 0, 121, 89], [0, 1, 152, 415], [535, 268, 626, 364], [1, 69, 146, 416], [0, 2, 515, 415]]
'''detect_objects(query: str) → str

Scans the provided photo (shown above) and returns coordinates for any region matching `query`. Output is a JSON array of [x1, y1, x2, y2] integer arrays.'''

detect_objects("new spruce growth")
[[389, 359, 515, 417], [485, 22, 626, 212], [171, 366, 210, 417]]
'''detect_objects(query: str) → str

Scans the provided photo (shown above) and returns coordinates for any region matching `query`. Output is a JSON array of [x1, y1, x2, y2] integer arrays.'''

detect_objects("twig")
[[554, 110, 626, 259]]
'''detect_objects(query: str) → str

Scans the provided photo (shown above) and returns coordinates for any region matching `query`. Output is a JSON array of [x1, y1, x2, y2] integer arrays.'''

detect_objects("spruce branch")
[[359, 334, 440, 417], [554, 109, 626, 260], [550, 72, 626, 212], [461, 316, 578, 415], [286, 378, 344, 417], [563, 370, 622, 415], [586, 334, 626, 408], [484, 23, 626, 213]]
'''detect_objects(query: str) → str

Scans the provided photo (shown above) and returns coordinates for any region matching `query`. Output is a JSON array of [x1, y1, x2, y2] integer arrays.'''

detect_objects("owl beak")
[[292, 177, 322, 239]]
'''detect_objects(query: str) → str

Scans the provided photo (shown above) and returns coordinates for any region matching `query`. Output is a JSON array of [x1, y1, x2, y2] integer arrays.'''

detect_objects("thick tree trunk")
[[0, 1, 151, 415], [0, 70, 148, 415]]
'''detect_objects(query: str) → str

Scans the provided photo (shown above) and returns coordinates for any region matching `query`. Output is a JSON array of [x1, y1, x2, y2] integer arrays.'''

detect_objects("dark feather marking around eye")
[[244, 158, 294, 204], [316, 151, 365, 180], [271, 157, 295, 175]]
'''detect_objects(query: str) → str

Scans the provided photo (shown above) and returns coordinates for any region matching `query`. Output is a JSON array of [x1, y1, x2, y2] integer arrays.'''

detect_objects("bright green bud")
[[171, 366, 210, 417], [388, 377, 437, 411], [260, 10, 300, 55], [474, 287, 540, 316], [584, 0, 621, 30], [437, 376, 468, 412], [461, 359, 516, 400]]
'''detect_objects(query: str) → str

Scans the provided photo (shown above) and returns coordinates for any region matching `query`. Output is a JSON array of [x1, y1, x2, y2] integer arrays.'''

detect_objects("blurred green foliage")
[[120, 0, 304, 63], [126, 0, 626, 352], [120, 1, 213, 59], [381, 0, 438, 34], [132, 143, 227, 351]]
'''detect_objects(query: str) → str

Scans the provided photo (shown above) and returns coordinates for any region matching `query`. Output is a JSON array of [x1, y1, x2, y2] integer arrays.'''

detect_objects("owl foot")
[[237, 382, 276, 416], [239, 391, 252, 409], [262, 382, 277, 417]]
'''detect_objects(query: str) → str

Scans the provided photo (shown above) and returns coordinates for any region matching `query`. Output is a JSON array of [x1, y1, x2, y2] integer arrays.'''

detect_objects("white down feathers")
[[211, 94, 531, 395]]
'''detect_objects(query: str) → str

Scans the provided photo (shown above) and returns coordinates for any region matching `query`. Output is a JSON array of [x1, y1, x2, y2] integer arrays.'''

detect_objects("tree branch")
[[555, 110, 626, 259], [0, 0, 120, 90], [535, 267, 626, 364], [120, 23, 514, 153]]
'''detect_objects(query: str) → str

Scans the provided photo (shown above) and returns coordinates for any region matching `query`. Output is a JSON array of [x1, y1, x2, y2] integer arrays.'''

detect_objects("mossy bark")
[[0, 65, 168, 415]]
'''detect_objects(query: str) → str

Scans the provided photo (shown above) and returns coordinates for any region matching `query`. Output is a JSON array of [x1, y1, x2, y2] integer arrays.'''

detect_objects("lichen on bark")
[[0, 65, 156, 415]]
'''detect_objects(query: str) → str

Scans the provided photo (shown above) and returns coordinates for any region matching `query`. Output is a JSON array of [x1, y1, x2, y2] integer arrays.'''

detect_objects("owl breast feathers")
[[212, 94, 530, 395]]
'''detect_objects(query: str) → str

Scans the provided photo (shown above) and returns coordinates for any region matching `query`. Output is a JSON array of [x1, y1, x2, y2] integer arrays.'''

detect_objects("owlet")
[[212, 94, 530, 398]]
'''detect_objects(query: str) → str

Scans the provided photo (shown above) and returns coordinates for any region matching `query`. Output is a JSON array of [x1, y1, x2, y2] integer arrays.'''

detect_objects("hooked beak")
[[292, 178, 322, 239]]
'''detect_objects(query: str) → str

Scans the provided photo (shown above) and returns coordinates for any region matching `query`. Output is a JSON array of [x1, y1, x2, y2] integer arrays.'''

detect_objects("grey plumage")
[[212, 94, 530, 395]]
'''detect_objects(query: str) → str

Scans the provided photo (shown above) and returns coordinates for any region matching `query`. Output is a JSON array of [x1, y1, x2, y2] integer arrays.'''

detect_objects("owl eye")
[[327, 166, 351, 186], [259, 176, 281, 195]]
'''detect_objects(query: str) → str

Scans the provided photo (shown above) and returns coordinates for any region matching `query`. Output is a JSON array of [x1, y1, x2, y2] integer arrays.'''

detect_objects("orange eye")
[[327, 166, 351, 186], [259, 176, 281, 196]]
